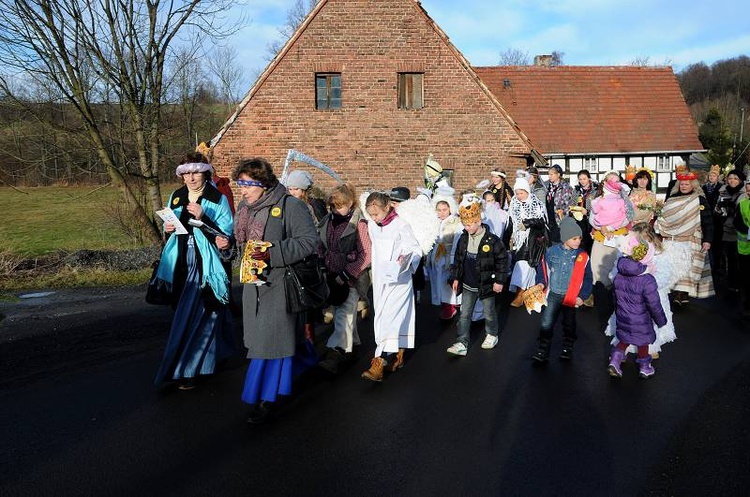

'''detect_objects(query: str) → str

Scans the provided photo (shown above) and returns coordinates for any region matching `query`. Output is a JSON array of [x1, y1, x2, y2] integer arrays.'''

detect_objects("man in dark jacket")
[[447, 195, 508, 356]]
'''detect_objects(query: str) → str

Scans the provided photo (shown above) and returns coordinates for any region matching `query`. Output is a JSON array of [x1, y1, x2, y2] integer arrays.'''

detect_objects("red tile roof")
[[474, 66, 704, 155]]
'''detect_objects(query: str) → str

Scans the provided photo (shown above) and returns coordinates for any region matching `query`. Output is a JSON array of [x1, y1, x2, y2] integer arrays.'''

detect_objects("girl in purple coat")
[[608, 239, 668, 378]]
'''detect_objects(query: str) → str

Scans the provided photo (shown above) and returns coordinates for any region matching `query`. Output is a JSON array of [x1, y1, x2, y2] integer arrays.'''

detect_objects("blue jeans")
[[456, 288, 498, 346], [539, 292, 577, 341]]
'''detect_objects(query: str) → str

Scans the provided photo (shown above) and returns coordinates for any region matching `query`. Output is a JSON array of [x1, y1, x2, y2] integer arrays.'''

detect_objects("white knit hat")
[[513, 177, 530, 193]]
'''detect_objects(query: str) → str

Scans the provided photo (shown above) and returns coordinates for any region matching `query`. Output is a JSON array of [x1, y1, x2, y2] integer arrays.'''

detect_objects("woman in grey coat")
[[232, 158, 318, 423]]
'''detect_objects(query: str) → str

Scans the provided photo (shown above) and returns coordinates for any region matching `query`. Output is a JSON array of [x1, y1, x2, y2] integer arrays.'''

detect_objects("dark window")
[[398, 73, 424, 110], [316, 73, 341, 109]]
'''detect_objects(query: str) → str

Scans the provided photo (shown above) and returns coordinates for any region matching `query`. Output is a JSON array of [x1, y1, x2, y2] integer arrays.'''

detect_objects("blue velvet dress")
[[154, 238, 235, 385]]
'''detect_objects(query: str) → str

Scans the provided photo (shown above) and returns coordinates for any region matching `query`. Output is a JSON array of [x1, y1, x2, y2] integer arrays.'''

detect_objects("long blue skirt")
[[154, 239, 235, 385], [240, 339, 318, 405]]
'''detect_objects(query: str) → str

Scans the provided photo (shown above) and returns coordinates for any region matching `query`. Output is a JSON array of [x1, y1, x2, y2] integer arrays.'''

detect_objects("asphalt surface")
[[0, 284, 749, 496]]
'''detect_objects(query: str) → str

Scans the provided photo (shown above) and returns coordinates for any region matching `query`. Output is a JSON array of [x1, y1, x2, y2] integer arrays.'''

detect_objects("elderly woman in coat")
[[233, 158, 318, 423], [153, 153, 236, 390]]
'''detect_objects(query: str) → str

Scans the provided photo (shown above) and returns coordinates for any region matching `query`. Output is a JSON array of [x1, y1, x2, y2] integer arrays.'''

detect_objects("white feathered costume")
[[360, 190, 439, 357]]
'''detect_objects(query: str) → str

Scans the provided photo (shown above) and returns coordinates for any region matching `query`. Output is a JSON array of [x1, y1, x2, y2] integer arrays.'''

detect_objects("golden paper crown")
[[709, 164, 721, 176], [195, 142, 212, 160], [458, 201, 482, 224]]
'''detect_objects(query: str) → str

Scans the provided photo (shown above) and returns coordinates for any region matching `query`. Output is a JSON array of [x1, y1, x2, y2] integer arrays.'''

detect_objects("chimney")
[[534, 54, 553, 67]]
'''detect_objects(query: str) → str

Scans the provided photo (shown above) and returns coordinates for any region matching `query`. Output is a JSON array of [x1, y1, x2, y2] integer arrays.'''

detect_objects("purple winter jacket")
[[613, 257, 667, 346]]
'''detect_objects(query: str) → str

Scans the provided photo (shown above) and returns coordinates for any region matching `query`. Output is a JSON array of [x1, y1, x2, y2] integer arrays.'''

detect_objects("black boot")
[[246, 401, 274, 424], [559, 337, 575, 360], [532, 338, 551, 363]]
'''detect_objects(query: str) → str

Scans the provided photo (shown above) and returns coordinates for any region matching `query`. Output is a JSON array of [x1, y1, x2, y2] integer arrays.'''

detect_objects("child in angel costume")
[[426, 185, 463, 320], [604, 223, 689, 359], [360, 192, 425, 382]]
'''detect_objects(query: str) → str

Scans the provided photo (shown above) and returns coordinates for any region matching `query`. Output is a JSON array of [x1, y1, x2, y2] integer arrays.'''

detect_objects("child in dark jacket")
[[447, 195, 508, 356], [608, 236, 668, 378], [531, 217, 593, 362]]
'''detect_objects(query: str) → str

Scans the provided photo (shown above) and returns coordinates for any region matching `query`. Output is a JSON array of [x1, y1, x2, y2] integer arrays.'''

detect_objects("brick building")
[[475, 65, 705, 190], [209, 0, 539, 193]]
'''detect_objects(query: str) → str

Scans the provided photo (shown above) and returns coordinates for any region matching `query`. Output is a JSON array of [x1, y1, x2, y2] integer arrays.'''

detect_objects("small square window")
[[398, 73, 424, 110], [316, 73, 341, 110], [656, 156, 671, 172], [583, 157, 597, 172]]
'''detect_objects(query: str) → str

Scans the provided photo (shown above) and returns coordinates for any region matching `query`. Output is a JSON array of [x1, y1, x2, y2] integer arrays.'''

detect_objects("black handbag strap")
[[279, 195, 291, 267]]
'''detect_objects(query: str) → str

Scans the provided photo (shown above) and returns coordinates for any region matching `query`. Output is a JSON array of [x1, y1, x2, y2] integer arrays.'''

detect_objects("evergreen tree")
[[699, 107, 733, 166]]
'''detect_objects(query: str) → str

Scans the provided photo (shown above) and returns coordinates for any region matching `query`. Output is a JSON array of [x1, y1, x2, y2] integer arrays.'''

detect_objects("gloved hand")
[[249, 249, 270, 261]]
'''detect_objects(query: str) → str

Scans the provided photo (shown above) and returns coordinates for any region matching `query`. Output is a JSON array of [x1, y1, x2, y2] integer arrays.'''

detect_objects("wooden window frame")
[[398, 72, 424, 110], [656, 156, 671, 172], [316, 73, 342, 110], [583, 156, 597, 172]]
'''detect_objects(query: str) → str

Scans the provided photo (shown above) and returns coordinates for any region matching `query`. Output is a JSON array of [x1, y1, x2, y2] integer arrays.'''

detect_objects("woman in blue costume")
[[153, 153, 237, 390], [232, 158, 318, 424]]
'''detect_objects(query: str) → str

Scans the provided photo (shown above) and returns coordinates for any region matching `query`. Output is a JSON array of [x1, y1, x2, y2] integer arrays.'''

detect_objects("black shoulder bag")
[[145, 260, 172, 305], [279, 196, 329, 313]]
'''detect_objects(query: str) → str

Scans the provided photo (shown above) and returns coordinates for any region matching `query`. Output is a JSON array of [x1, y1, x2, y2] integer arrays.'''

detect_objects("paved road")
[[1, 285, 748, 496]]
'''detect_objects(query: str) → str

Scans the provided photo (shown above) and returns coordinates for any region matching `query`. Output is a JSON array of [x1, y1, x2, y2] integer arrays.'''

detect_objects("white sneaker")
[[446, 342, 468, 356], [481, 334, 499, 349]]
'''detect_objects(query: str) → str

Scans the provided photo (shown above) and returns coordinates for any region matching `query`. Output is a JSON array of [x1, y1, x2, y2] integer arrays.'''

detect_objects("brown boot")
[[510, 289, 527, 307], [361, 357, 387, 382], [387, 349, 405, 372]]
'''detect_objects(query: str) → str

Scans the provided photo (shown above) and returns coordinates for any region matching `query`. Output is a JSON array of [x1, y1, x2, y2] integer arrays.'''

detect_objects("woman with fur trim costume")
[[655, 169, 714, 305], [153, 153, 237, 390], [427, 185, 463, 320]]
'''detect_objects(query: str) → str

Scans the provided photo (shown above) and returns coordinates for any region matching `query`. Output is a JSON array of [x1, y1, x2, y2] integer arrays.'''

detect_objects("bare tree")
[[550, 51, 565, 67], [499, 48, 531, 66], [0, 0, 243, 243], [207, 45, 246, 108], [264, 0, 319, 61], [629, 56, 652, 67]]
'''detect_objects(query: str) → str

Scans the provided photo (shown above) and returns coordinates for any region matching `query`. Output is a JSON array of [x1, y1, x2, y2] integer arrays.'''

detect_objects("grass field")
[[0, 185, 178, 291], [0, 185, 178, 256]]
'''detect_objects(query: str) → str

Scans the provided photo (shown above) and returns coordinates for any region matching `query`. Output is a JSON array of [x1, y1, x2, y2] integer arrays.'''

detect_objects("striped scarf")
[[656, 193, 714, 298]]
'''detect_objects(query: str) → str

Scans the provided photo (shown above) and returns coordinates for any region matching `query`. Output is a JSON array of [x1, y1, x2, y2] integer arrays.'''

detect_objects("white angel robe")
[[368, 214, 423, 357], [427, 215, 463, 306]]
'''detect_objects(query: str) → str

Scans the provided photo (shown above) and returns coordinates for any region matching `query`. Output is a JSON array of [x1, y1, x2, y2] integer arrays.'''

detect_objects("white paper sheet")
[[155, 208, 188, 235]]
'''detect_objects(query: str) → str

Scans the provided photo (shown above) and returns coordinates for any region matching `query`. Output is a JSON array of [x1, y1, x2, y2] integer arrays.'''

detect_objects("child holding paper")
[[361, 192, 422, 382]]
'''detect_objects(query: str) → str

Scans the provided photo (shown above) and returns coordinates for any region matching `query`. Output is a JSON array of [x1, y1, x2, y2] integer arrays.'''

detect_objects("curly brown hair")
[[231, 157, 278, 189]]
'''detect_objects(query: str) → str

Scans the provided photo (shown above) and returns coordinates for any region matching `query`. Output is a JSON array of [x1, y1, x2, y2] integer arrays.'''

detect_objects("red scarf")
[[563, 252, 589, 306], [377, 208, 398, 227], [541, 251, 589, 307]]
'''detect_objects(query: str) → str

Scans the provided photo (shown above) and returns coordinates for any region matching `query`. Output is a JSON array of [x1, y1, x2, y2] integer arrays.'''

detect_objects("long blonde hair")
[[630, 222, 663, 253]]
